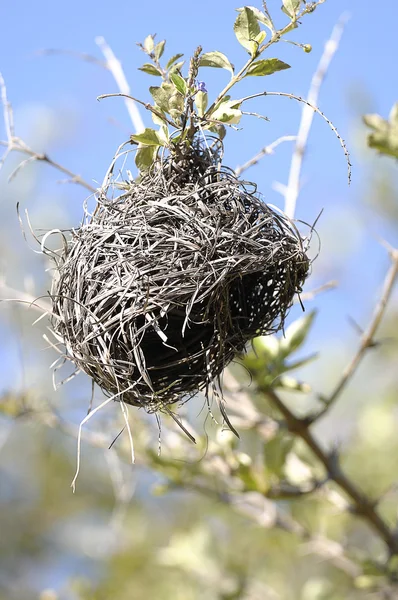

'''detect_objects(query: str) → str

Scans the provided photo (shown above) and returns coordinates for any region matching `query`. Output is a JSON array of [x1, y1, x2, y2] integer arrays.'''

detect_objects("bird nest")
[[50, 138, 309, 414]]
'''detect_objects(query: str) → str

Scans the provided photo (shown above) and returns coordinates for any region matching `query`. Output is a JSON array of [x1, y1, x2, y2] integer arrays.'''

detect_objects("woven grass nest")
[[50, 137, 310, 415]]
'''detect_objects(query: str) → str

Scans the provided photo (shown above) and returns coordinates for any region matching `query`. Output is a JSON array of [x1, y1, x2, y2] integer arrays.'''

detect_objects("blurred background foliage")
[[1, 1, 398, 599]]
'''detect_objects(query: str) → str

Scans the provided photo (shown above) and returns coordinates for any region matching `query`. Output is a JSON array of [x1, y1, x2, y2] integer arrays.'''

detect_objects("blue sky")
[[0, 0, 396, 391]]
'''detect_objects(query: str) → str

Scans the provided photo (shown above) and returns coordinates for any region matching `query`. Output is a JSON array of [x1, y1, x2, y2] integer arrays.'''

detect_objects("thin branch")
[[95, 36, 145, 133], [315, 247, 398, 420], [203, 3, 324, 120], [36, 48, 107, 69], [235, 135, 296, 177], [283, 14, 349, 219], [296, 280, 338, 303], [97, 92, 176, 128], [265, 387, 398, 556], [0, 282, 52, 314], [239, 90, 351, 187], [0, 72, 96, 193]]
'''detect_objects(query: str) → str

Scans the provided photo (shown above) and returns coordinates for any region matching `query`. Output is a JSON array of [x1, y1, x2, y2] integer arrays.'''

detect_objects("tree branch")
[[265, 387, 398, 556], [283, 14, 349, 219], [95, 36, 145, 133], [0, 73, 96, 193], [315, 247, 398, 420], [234, 135, 296, 178]]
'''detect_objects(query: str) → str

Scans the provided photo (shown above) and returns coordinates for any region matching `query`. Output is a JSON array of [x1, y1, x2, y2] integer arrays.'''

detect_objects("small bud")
[[303, 44, 312, 53]]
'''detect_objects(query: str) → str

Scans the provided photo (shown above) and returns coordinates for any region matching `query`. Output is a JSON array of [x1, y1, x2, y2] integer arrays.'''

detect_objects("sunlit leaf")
[[264, 432, 295, 478], [169, 92, 184, 119], [234, 7, 261, 56], [170, 72, 187, 95], [157, 124, 169, 144], [143, 35, 155, 53], [199, 51, 234, 75], [277, 376, 311, 393], [154, 40, 166, 61], [236, 6, 273, 31], [207, 123, 227, 140], [364, 104, 398, 159], [151, 105, 168, 126], [138, 63, 163, 76], [212, 98, 242, 124], [280, 311, 316, 358], [166, 53, 184, 70], [282, 0, 301, 19], [135, 144, 159, 171], [169, 61, 185, 74], [195, 91, 208, 117], [245, 58, 290, 77], [150, 83, 174, 113], [131, 128, 164, 146]]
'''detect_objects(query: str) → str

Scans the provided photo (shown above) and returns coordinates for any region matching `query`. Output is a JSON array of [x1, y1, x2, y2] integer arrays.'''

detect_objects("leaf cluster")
[[131, 2, 322, 172]]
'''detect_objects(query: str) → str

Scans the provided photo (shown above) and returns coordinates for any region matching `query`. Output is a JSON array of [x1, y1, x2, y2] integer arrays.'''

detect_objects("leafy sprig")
[[119, 1, 335, 173]]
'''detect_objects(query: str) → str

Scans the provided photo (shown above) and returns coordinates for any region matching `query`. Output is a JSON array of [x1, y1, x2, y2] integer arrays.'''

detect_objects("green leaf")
[[138, 63, 163, 76], [170, 72, 187, 96], [168, 92, 184, 119], [143, 35, 155, 53], [282, 0, 301, 19], [154, 40, 166, 61], [131, 128, 163, 146], [135, 144, 159, 171], [264, 432, 295, 478], [166, 53, 184, 70], [280, 311, 316, 358], [255, 31, 266, 45], [158, 124, 169, 144], [284, 353, 318, 372], [212, 98, 242, 125], [149, 83, 174, 113], [245, 58, 290, 77], [195, 91, 208, 117], [277, 376, 311, 393], [234, 7, 261, 56], [199, 51, 234, 75], [151, 105, 168, 126], [364, 104, 398, 159], [252, 335, 280, 360], [207, 123, 226, 140], [236, 6, 273, 31], [169, 60, 185, 74]]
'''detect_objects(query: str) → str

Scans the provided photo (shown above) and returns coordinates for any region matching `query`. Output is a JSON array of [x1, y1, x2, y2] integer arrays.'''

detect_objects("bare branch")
[[0, 282, 52, 314], [95, 36, 145, 133], [315, 247, 398, 420], [283, 14, 349, 219], [0, 73, 96, 193], [97, 92, 176, 127], [265, 387, 398, 556], [296, 280, 338, 303], [239, 90, 351, 188], [235, 135, 296, 178]]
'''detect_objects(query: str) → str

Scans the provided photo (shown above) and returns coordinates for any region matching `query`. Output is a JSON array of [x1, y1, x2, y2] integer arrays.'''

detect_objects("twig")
[[95, 36, 145, 133], [283, 14, 349, 219], [97, 93, 176, 128], [239, 90, 351, 187], [0, 282, 52, 314], [235, 135, 296, 177], [265, 387, 398, 556], [296, 280, 338, 303], [203, 3, 325, 120], [0, 73, 96, 193], [315, 247, 398, 420], [36, 48, 107, 69]]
